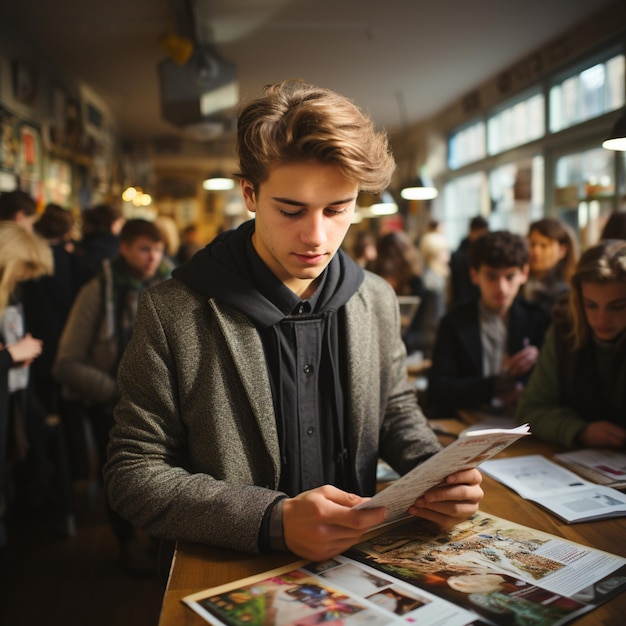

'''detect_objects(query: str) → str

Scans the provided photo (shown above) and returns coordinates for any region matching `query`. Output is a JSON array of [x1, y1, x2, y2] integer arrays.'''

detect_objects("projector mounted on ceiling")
[[158, 44, 239, 134]]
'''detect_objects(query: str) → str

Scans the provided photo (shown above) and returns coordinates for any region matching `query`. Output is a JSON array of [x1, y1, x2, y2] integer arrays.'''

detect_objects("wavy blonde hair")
[[236, 80, 395, 193], [569, 239, 626, 350], [0, 221, 53, 316]]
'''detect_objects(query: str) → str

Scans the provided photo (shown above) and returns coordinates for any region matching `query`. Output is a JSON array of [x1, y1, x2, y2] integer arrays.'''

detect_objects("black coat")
[[428, 297, 551, 417]]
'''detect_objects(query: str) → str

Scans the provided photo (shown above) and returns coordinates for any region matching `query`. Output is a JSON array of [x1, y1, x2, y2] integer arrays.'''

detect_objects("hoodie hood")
[[172, 219, 363, 325]]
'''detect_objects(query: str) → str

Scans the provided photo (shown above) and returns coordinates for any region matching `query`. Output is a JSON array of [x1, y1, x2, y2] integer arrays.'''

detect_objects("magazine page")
[[356, 424, 530, 523], [182, 557, 478, 626], [183, 512, 626, 626], [554, 449, 626, 489], [479, 455, 626, 523], [346, 512, 626, 626]]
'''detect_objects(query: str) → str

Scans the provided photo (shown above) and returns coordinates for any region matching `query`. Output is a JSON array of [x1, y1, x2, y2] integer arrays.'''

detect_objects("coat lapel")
[[208, 300, 281, 482]]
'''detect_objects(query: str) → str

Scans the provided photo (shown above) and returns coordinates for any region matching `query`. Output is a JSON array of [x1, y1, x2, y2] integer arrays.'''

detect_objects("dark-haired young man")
[[429, 230, 550, 418]]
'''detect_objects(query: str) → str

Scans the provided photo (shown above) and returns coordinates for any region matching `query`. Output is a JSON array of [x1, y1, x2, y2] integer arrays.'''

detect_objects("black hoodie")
[[173, 220, 364, 496]]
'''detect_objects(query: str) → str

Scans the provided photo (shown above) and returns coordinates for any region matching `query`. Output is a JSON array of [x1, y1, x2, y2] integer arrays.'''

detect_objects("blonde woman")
[[517, 239, 626, 448], [0, 221, 52, 546]]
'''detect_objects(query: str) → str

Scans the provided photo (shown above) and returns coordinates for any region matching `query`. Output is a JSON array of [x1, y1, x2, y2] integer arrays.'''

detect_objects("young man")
[[104, 81, 483, 564], [0, 189, 38, 231], [428, 230, 551, 419], [54, 218, 171, 574]]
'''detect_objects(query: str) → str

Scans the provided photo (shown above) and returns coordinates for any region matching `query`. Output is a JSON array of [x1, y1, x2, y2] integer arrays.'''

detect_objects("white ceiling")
[[3, 0, 623, 155]]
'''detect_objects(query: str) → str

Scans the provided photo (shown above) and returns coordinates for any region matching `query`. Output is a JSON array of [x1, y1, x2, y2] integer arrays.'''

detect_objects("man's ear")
[[470, 267, 479, 285], [240, 179, 257, 213]]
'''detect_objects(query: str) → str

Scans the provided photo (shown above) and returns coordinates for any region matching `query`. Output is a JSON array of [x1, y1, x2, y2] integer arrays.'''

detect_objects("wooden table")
[[158, 424, 626, 626]]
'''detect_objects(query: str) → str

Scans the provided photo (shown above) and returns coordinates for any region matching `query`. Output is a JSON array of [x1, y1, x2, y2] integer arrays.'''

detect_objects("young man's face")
[[471, 264, 528, 315], [120, 236, 164, 281], [242, 161, 358, 298], [581, 280, 626, 343]]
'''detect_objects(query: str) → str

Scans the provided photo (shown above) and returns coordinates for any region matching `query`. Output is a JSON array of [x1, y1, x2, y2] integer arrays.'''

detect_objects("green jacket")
[[516, 324, 626, 447]]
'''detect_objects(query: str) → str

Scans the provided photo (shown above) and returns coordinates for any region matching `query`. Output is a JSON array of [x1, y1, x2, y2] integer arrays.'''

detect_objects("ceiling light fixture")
[[400, 175, 438, 201], [202, 172, 235, 191], [369, 191, 399, 215], [602, 107, 626, 151]]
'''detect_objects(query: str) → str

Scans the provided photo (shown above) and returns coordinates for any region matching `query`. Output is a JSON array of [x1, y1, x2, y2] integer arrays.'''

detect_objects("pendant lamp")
[[602, 108, 626, 151], [400, 176, 438, 200], [202, 172, 235, 190], [369, 191, 398, 215]]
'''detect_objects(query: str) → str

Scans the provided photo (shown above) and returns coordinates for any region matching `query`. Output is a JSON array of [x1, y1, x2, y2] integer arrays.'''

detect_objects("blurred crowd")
[[347, 210, 626, 446], [0, 184, 624, 576], [0, 189, 204, 574]]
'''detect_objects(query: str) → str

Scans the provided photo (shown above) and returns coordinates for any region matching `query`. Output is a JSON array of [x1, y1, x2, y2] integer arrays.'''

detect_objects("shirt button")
[[307, 427, 315, 436], [303, 364, 312, 374]]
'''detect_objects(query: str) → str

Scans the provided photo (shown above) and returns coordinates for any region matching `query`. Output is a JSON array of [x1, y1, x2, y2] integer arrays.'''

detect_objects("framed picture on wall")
[[12, 59, 38, 105], [0, 106, 19, 172]]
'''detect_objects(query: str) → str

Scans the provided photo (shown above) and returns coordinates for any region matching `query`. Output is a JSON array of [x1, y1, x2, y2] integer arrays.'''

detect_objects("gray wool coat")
[[104, 270, 441, 553]]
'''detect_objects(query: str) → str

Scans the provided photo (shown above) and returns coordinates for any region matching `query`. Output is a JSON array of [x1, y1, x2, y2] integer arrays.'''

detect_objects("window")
[[554, 147, 615, 246], [448, 121, 486, 170], [487, 92, 544, 155], [437, 172, 487, 248], [550, 54, 625, 133], [489, 157, 544, 234]]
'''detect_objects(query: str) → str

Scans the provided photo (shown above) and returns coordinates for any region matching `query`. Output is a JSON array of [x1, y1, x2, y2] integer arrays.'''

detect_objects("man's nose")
[[301, 213, 327, 247]]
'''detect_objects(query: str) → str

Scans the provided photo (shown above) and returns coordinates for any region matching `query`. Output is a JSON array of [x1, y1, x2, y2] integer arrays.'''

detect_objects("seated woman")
[[516, 239, 626, 449], [523, 218, 578, 320]]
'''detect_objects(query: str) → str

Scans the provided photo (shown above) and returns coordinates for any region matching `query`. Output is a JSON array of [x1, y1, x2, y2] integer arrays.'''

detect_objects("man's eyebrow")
[[270, 196, 356, 207]]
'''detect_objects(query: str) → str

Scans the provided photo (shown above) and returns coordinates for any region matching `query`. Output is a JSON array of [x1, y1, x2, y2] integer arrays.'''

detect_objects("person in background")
[[104, 80, 483, 568], [351, 230, 377, 270], [74, 203, 125, 286], [428, 230, 550, 419], [0, 189, 38, 232], [372, 230, 423, 296], [18, 205, 81, 527], [176, 223, 202, 264], [371, 230, 425, 343], [523, 217, 578, 320], [54, 219, 171, 575], [600, 211, 626, 240], [154, 214, 181, 267], [516, 239, 626, 449], [22, 204, 80, 418], [448, 215, 489, 309], [403, 231, 450, 358], [0, 222, 52, 547]]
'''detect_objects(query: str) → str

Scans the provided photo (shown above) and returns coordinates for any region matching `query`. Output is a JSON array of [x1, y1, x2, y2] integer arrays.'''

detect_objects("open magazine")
[[182, 512, 626, 626], [554, 449, 626, 490], [480, 454, 626, 522], [356, 423, 530, 523]]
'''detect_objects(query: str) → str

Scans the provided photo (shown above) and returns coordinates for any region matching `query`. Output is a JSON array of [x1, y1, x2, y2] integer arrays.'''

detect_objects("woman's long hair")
[[0, 221, 53, 316], [569, 239, 626, 350]]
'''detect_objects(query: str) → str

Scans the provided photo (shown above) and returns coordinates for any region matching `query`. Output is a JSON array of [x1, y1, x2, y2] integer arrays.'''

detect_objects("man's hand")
[[282, 485, 386, 562], [6, 333, 43, 366], [408, 468, 484, 530], [579, 422, 626, 449], [503, 345, 539, 378]]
